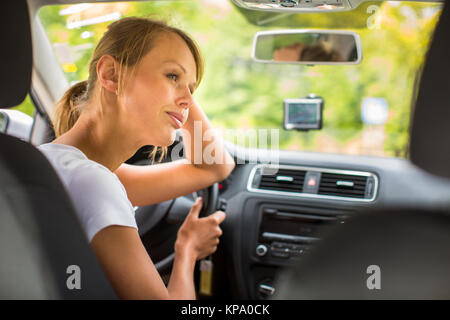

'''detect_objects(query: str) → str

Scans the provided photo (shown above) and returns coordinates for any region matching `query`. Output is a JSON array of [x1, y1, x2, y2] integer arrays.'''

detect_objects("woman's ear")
[[96, 55, 119, 94]]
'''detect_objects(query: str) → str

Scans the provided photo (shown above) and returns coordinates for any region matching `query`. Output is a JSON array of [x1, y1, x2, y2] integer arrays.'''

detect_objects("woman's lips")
[[166, 112, 183, 129]]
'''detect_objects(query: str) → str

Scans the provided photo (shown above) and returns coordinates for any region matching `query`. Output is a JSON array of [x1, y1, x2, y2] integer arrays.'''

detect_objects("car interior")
[[1, 0, 450, 300]]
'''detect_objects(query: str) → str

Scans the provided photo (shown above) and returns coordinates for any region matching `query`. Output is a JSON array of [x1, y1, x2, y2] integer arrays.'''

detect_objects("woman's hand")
[[175, 197, 226, 260]]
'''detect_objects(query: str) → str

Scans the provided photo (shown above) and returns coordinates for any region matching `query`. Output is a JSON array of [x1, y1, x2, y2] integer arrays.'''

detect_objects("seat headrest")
[[410, 1, 450, 179], [275, 208, 450, 299], [0, 1, 32, 109]]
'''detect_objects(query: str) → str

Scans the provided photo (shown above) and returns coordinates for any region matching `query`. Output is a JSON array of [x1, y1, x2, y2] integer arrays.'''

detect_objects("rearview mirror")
[[252, 30, 362, 65]]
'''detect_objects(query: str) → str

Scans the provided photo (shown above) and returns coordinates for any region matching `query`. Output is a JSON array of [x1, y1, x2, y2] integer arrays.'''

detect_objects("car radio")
[[255, 207, 343, 261]]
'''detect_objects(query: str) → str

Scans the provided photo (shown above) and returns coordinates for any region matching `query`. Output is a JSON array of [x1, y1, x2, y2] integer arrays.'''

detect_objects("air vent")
[[249, 165, 377, 202], [259, 168, 306, 193], [318, 172, 367, 198]]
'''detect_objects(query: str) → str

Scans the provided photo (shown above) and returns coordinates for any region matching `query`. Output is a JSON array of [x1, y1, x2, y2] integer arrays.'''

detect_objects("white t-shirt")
[[38, 143, 138, 242]]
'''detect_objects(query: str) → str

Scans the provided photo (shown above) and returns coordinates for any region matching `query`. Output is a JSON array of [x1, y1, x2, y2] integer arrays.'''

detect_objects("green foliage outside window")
[[37, 0, 441, 158], [11, 95, 35, 118]]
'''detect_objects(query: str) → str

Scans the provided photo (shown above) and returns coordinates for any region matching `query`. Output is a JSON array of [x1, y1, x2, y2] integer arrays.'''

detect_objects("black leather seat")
[[275, 0, 450, 299], [0, 1, 116, 299]]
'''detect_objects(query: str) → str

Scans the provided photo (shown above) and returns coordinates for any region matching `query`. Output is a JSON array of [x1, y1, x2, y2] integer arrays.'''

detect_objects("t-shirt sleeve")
[[67, 163, 138, 242]]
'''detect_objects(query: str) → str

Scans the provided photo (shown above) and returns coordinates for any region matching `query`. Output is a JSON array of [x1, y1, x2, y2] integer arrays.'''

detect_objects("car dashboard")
[[218, 143, 450, 299]]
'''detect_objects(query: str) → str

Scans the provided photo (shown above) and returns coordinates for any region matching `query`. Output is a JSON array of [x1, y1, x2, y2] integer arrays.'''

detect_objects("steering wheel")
[[135, 183, 219, 273]]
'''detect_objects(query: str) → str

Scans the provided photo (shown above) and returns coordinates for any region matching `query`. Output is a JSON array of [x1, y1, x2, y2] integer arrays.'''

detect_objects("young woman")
[[38, 17, 235, 299]]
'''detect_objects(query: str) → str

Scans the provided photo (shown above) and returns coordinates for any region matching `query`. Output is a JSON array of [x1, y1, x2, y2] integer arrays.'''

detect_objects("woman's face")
[[273, 43, 305, 62], [120, 31, 197, 147]]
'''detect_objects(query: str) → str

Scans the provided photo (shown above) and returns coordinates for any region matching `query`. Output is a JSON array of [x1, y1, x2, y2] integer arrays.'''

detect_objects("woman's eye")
[[167, 73, 178, 81]]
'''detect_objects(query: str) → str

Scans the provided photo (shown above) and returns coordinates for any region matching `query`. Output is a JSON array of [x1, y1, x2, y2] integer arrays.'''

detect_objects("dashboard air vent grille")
[[318, 172, 367, 198], [259, 169, 306, 193]]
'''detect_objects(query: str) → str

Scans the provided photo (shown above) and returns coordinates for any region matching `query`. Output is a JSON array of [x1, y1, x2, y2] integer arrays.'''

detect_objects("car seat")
[[0, 0, 116, 299]]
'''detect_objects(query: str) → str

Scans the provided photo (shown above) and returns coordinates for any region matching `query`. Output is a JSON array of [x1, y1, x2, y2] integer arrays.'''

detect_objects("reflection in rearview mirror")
[[252, 30, 362, 65]]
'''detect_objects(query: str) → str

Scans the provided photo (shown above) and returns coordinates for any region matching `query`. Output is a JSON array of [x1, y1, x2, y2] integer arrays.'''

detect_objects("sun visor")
[[0, 1, 32, 109], [409, 2, 450, 179]]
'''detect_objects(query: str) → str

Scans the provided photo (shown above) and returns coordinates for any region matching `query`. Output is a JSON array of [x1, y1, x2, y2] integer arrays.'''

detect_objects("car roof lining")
[[28, 0, 446, 13]]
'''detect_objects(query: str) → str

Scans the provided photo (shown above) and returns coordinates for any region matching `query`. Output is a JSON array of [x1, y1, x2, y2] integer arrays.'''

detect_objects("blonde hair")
[[52, 17, 204, 163]]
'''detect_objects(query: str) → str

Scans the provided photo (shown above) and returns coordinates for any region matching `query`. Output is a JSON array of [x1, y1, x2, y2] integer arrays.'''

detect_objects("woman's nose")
[[176, 86, 193, 109]]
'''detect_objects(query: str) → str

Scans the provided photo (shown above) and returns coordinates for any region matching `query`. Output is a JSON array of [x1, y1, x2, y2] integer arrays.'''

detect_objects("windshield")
[[38, 0, 442, 158]]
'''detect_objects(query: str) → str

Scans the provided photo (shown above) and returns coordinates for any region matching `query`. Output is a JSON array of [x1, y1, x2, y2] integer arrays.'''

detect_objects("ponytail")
[[52, 81, 88, 138]]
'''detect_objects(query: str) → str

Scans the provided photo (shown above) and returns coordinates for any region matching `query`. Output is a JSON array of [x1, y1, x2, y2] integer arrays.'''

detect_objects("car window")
[[38, 0, 442, 158], [11, 94, 35, 118]]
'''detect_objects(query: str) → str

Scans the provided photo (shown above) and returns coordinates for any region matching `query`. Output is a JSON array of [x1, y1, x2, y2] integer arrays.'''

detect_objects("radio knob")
[[256, 244, 268, 257]]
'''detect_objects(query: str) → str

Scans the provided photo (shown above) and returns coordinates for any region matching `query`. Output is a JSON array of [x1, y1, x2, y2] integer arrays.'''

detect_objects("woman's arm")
[[91, 197, 225, 300], [91, 225, 172, 299], [115, 101, 235, 207], [181, 99, 235, 177]]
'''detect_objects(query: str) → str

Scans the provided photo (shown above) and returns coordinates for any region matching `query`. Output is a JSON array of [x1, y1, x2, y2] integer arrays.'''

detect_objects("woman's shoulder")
[[69, 160, 125, 197], [38, 142, 124, 193], [38, 142, 92, 173], [39, 143, 136, 242]]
